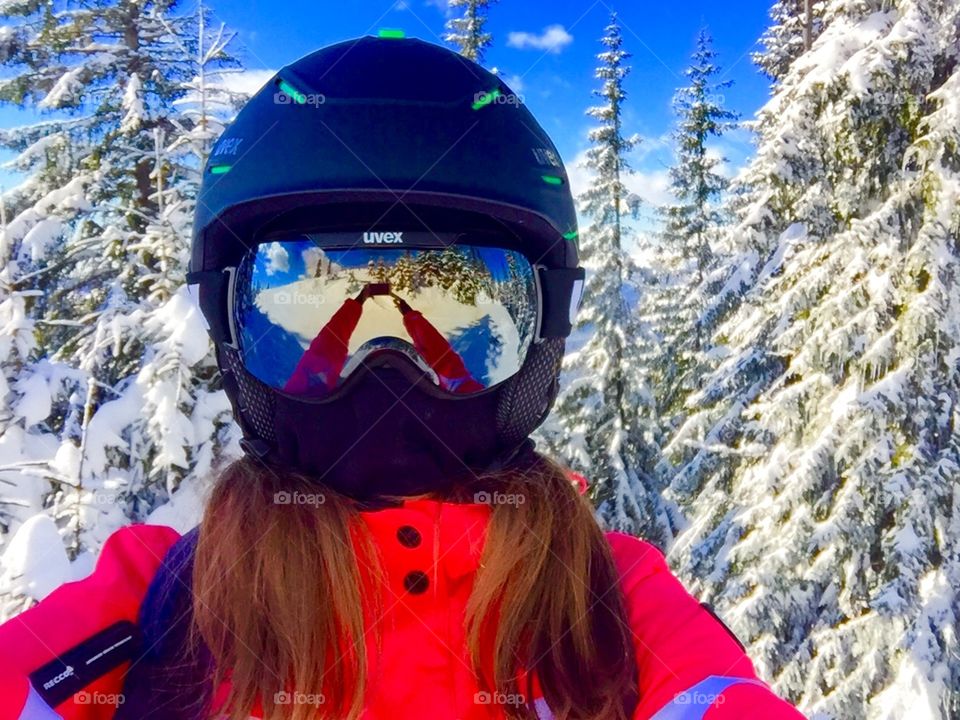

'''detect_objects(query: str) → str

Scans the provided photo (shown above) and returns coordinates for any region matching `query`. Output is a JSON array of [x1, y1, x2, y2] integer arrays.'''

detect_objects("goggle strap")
[[187, 268, 236, 347], [536, 266, 586, 339], [239, 436, 274, 459]]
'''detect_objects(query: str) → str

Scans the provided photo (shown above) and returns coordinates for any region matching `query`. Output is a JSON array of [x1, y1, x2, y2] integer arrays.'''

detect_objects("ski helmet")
[[188, 35, 584, 498]]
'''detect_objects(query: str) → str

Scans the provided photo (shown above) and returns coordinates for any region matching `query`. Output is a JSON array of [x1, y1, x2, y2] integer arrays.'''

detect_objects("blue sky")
[[1, 0, 777, 222]]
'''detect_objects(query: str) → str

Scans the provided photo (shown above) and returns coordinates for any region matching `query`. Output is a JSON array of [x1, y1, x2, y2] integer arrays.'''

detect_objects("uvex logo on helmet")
[[363, 231, 404, 244]]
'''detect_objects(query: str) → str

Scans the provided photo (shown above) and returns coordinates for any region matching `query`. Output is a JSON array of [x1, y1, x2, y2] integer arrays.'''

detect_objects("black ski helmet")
[[188, 35, 584, 497]]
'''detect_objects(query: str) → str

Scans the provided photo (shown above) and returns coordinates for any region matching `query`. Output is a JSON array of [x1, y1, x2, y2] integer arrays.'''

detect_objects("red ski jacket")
[[0, 496, 805, 720]]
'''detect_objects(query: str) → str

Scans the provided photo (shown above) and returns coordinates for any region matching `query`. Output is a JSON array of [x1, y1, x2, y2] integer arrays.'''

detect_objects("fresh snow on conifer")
[[0, 0, 246, 617], [644, 29, 739, 431], [546, 15, 673, 545], [663, 2, 960, 718], [444, 0, 497, 64]]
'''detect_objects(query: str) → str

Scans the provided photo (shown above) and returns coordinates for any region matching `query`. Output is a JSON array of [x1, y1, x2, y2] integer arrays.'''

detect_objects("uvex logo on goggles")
[[362, 231, 404, 244]]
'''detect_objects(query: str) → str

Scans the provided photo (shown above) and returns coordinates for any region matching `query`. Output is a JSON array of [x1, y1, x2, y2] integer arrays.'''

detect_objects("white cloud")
[[566, 149, 674, 210], [424, 0, 451, 14], [507, 25, 573, 54], [264, 242, 290, 275], [564, 152, 592, 203], [501, 73, 524, 93], [623, 168, 673, 208], [706, 146, 733, 179], [215, 68, 275, 97], [632, 132, 672, 164]]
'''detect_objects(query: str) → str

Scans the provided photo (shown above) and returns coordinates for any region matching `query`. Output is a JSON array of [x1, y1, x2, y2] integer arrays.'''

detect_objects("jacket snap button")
[[403, 570, 429, 594], [396, 525, 421, 548]]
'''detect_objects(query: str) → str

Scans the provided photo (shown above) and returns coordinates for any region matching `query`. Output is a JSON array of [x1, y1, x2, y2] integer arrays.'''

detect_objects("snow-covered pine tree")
[[444, 0, 497, 64], [0, 171, 95, 615], [0, 133, 96, 566], [124, 129, 236, 523], [754, 0, 828, 83], [127, 5, 244, 516], [0, 0, 243, 579], [168, 2, 249, 163], [646, 29, 738, 424], [550, 15, 671, 545], [666, 2, 960, 718], [0, 187, 54, 539]]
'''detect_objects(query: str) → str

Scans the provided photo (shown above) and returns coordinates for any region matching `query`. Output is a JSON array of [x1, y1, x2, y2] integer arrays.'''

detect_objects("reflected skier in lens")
[[390, 292, 485, 394], [283, 284, 483, 395]]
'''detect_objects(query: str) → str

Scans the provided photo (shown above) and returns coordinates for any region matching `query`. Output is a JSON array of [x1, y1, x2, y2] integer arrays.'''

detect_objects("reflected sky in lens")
[[253, 240, 520, 286]]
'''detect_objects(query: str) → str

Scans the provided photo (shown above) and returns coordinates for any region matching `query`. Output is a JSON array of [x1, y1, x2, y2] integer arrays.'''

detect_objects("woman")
[[0, 36, 805, 720]]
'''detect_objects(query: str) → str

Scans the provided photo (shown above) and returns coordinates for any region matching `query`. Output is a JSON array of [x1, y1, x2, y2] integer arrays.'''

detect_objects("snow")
[[868, 570, 956, 720], [20, 218, 63, 262], [146, 285, 214, 368], [14, 373, 51, 427], [120, 73, 144, 134], [146, 478, 206, 534], [0, 515, 72, 602], [39, 53, 117, 109], [81, 385, 144, 477]]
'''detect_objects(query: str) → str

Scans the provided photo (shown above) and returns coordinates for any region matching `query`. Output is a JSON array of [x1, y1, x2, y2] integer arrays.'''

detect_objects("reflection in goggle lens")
[[234, 241, 539, 398]]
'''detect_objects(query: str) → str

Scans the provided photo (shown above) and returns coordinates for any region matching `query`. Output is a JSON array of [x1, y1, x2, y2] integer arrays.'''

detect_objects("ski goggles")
[[224, 235, 551, 398]]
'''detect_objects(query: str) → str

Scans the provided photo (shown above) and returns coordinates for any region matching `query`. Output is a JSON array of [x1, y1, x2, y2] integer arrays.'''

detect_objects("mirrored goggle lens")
[[233, 240, 539, 398]]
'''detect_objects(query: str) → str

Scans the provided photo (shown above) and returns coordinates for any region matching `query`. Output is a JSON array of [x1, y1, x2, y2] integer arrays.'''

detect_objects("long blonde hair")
[[192, 454, 638, 720]]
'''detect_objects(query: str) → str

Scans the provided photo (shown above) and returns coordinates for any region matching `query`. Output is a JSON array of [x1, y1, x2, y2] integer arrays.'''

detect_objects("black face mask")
[[218, 339, 563, 501], [271, 366, 515, 498]]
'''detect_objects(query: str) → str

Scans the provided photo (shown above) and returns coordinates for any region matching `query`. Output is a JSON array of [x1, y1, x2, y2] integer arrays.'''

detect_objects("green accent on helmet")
[[541, 174, 564, 186], [378, 28, 406, 39], [563, 230, 578, 241], [278, 79, 307, 104], [193, 36, 580, 278], [209, 164, 232, 175], [471, 88, 501, 110]]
